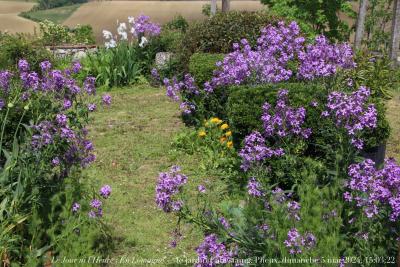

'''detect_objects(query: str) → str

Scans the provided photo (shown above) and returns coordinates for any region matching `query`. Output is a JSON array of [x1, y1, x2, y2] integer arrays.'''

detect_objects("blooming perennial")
[[102, 15, 160, 48], [155, 166, 188, 212], [262, 89, 312, 139], [284, 228, 316, 255], [239, 131, 284, 171], [344, 158, 400, 221], [203, 21, 354, 93], [323, 86, 377, 149], [195, 234, 234, 267]]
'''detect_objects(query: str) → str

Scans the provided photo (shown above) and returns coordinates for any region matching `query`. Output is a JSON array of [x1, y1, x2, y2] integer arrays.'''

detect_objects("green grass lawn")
[[85, 85, 203, 265], [20, 4, 81, 24]]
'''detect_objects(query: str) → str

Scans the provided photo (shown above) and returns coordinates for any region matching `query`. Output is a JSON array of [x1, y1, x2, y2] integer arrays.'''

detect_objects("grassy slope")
[[20, 4, 81, 24], [85, 85, 201, 265]]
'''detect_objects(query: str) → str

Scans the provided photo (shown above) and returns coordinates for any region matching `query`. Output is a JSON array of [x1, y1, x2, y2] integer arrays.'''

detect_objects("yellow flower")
[[220, 123, 229, 130], [225, 131, 232, 137], [220, 136, 227, 143], [210, 117, 222, 124], [198, 131, 206, 137], [227, 141, 233, 148]]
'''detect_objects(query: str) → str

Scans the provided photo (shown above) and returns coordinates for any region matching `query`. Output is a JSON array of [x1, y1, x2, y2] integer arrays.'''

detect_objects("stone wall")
[[46, 45, 98, 60]]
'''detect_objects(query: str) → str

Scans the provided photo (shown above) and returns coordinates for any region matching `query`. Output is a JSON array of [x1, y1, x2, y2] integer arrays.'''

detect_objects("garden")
[[1, 1, 400, 266]]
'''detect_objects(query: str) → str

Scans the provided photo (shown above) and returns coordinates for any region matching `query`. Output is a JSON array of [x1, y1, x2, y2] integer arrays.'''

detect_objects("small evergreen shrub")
[[177, 11, 283, 70], [189, 53, 225, 87]]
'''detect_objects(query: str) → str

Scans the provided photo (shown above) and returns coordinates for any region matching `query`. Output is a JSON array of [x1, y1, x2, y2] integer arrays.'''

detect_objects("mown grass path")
[[86, 85, 198, 266]]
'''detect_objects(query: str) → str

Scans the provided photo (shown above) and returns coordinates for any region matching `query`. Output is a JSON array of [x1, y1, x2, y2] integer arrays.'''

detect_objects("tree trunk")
[[354, 0, 368, 50], [222, 0, 230, 13], [390, 0, 400, 63], [210, 0, 217, 16]]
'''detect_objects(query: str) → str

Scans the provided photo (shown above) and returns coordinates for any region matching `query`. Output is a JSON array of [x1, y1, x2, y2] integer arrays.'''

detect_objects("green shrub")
[[189, 53, 225, 87], [178, 11, 283, 70], [226, 82, 325, 142], [38, 20, 95, 45], [164, 15, 189, 33], [0, 33, 53, 72], [226, 82, 390, 153]]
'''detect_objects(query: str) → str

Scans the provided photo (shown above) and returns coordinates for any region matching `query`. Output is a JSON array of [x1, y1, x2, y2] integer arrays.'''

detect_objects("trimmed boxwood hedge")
[[189, 53, 225, 87], [226, 82, 327, 142]]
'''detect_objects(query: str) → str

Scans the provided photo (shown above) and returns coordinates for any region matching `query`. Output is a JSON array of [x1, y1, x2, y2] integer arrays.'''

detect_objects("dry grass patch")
[[63, 1, 263, 42], [0, 1, 37, 34]]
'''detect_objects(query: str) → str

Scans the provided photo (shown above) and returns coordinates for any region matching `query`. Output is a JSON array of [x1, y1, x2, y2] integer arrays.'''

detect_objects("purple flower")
[[52, 157, 60, 166], [195, 234, 234, 266], [198, 185, 206, 193], [297, 35, 355, 80], [88, 103, 97, 112], [72, 202, 80, 213], [179, 101, 196, 115], [40, 60, 52, 72], [345, 158, 400, 221], [239, 131, 284, 171], [287, 201, 301, 221], [63, 99, 72, 110], [100, 185, 112, 199], [18, 59, 29, 72], [247, 177, 263, 197], [0, 99, 5, 110], [102, 94, 112, 106], [151, 68, 160, 81], [71, 61, 82, 73], [284, 228, 316, 255], [155, 166, 188, 212], [218, 216, 230, 229], [132, 15, 161, 37], [324, 86, 377, 149], [56, 114, 67, 126], [0, 71, 13, 92], [262, 90, 311, 139], [90, 199, 102, 209], [84, 76, 96, 95]]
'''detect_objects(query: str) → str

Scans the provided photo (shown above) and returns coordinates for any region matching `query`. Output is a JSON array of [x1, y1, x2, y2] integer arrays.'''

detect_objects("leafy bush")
[[38, 20, 95, 45], [188, 53, 225, 87], [339, 51, 400, 99], [0, 33, 53, 72], [0, 59, 113, 264], [226, 82, 322, 142], [164, 15, 189, 33], [178, 11, 283, 70], [261, 0, 355, 41]]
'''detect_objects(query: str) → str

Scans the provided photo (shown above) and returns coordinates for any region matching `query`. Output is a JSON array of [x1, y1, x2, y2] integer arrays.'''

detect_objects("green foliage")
[[19, 4, 82, 24], [261, 0, 355, 41], [178, 11, 282, 70], [339, 52, 400, 99], [164, 15, 189, 33], [36, 0, 87, 10], [189, 53, 225, 87], [364, 0, 393, 52], [0, 62, 112, 264], [226, 82, 324, 142], [83, 43, 142, 88], [38, 20, 95, 45], [0, 33, 52, 72]]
